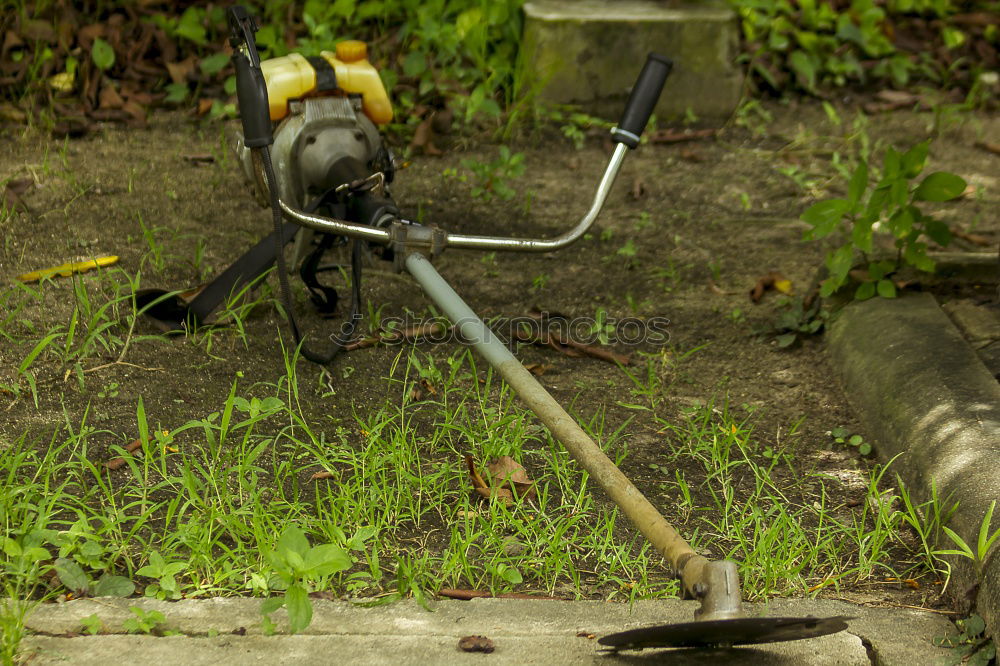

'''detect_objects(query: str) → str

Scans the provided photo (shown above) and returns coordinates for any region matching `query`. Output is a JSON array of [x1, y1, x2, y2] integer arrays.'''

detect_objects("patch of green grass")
[[651, 399, 954, 599]]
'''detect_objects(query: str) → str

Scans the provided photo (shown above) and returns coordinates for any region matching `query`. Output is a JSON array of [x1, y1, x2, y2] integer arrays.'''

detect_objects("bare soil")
[[1, 100, 997, 607]]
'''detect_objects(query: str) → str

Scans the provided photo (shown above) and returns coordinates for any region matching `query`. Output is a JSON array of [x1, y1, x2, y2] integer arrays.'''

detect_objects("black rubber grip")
[[612, 53, 673, 149], [233, 54, 273, 148]]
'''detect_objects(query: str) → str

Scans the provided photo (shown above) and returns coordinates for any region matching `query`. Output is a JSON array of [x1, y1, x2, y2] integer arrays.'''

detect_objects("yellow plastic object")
[[335, 40, 367, 63], [17, 256, 119, 282], [261, 53, 317, 121], [260, 46, 393, 125]]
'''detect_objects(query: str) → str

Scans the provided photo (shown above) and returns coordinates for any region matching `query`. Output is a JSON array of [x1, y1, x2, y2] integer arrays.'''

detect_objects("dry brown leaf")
[[630, 177, 645, 200], [576, 631, 597, 639], [487, 456, 536, 501], [749, 271, 792, 303], [953, 228, 992, 246], [458, 635, 495, 653], [2, 177, 33, 212], [0, 102, 26, 123], [98, 84, 124, 110], [21, 19, 55, 43], [875, 89, 920, 105], [524, 362, 552, 376], [165, 57, 195, 85], [431, 108, 453, 135], [309, 470, 335, 481], [649, 127, 716, 144], [77, 23, 105, 49], [196, 98, 213, 116], [976, 141, 1000, 156], [409, 117, 442, 156]]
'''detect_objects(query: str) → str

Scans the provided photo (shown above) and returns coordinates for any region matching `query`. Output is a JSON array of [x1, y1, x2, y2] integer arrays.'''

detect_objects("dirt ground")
[[1, 99, 997, 607]]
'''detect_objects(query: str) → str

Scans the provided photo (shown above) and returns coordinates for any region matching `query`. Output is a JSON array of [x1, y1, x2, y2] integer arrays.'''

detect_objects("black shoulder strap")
[[137, 222, 299, 332]]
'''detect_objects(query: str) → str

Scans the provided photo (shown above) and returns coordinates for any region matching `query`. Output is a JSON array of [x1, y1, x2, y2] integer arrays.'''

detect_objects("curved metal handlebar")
[[444, 142, 627, 252], [278, 142, 629, 254]]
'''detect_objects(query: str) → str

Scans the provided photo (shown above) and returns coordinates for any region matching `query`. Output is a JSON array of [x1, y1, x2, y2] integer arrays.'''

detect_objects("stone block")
[[522, 0, 743, 122]]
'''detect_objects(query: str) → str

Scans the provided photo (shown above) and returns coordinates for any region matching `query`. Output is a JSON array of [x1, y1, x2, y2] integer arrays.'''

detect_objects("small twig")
[[104, 439, 143, 470], [510, 325, 631, 366], [83, 361, 164, 374], [343, 322, 451, 351]]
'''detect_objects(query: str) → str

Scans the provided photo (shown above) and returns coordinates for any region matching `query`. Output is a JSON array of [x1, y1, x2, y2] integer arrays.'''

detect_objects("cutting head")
[[598, 615, 854, 650]]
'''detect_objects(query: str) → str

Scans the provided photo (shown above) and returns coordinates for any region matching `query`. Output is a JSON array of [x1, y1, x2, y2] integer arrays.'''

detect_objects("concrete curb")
[[20, 597, 955, 665], [828, 292, 1000, 642]]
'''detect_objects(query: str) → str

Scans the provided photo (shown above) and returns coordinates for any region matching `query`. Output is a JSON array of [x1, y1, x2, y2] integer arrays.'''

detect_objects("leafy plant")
[[136, 551, 188, 600], [732, 0, 982, 94], [762, 297, 827, 348], [259, 525, 357, 634], [933, 614, 996, 666], [122, 607, 167, 635], [831, 426, 872, 456], [54, 558, 135, 598], [80, 613, 103, 635], [460, 146, 525, 201], [936, 500, 1000, 565], [801, 141, 967, 299]]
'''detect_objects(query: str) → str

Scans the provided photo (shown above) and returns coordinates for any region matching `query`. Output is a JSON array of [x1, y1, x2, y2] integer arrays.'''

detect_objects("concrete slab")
[[828, 292, 1000, 644], [19, 597, 957, 665], [521, 0, 743, 122]]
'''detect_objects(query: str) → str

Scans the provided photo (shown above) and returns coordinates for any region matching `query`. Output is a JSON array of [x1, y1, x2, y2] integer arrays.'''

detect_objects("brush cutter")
[[143, 6, 854, 651]]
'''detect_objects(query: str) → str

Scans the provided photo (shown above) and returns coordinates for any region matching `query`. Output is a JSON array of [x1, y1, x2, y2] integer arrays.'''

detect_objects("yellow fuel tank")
[[260, 40, 393, 125]]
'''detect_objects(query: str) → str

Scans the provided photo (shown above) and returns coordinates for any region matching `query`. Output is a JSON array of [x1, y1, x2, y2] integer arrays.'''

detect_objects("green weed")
[[802, 140, 968, 299]]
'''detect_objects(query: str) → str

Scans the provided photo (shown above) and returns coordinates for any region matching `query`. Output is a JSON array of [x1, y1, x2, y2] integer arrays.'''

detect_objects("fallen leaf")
[[487, 456, 537, 501], [196, 98, 213, 115], [523, 362, 552, 376], [21, 19, 55, 43], [309, 470, 335, 481], [165, 57, 196, 85], [975, 141, 1000, 156], [2, 177, 33, 212], [431, 108, 453, 135], [952, 228, 992, 246], [308, 590, 338, 600], [409, 117, 442, 156], [649, 127, 716, 144], [749, 271, 792, 303], [875, 89, 920, 105], [0, 102, 26, 123], [466, 455, 513, 505], [458, 635, 495, 653], [576, 631, 596, 639], [49, 71, 75, 93], [630, 177, 645, 200], [99, 84, 124, 110]]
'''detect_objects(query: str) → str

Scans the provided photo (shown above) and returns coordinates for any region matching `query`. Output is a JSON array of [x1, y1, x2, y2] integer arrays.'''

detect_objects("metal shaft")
[[405, 252, 698, 570]]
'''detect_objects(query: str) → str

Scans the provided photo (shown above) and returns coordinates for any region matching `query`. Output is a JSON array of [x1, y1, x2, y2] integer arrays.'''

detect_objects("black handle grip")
[[233, 54, 273, 148], [612, 53, 673, 149], [228, 6, 273, 148]]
